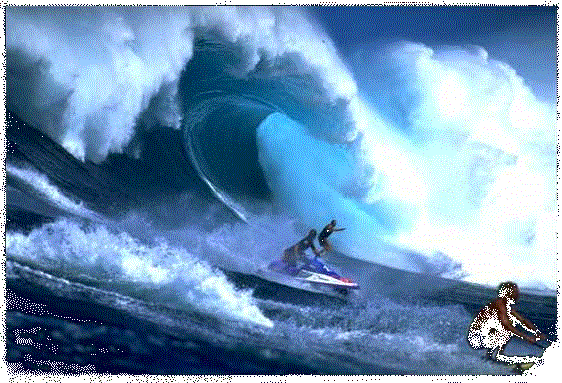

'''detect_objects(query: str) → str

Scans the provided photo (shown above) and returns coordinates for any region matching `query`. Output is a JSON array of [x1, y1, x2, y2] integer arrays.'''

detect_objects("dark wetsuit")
[[318, 224, 344, 253]]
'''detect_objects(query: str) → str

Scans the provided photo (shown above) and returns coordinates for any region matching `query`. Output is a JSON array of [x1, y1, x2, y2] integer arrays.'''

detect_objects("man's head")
[[330, 220, 337, 226], [308, 229, 317, 238], [498, 281, 519, 301]]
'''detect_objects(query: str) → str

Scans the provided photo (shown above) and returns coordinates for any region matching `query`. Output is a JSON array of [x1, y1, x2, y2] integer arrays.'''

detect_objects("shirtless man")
[[467, 281, 547, 364], [282, 229, 321, 268]]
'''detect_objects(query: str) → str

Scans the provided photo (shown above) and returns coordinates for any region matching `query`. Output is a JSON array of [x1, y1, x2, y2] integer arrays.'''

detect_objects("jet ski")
[[260, 255, 359, 298]]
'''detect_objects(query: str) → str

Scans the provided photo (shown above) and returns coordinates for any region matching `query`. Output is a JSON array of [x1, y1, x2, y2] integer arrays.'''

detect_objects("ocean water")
[[3, 6, 557, 376]]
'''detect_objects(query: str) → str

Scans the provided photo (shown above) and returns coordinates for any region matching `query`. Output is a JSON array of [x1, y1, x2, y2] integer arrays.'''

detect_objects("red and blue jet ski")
[[263, 256, 359, 297]]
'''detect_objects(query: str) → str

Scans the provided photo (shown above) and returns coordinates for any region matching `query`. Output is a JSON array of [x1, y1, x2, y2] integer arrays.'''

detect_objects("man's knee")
[[483, 328, 511, 349], [468, 331, 484, 349]]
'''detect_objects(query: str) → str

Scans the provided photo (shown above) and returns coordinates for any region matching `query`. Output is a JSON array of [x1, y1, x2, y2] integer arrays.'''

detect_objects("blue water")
[[4, 6, 557, 376]]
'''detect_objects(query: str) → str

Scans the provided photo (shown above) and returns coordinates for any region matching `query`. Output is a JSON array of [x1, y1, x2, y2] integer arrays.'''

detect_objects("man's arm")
[[511, 310, 546, 339]]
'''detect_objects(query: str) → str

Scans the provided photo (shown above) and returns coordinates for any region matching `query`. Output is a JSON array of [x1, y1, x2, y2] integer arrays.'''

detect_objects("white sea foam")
[[5, 6, 355, 162], [5, 218, 273, 328], [350, 42, 556, 289]]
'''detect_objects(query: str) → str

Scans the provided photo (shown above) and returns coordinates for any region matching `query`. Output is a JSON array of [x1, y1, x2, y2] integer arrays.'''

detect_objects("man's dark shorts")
[[466, 330, 490, 350]]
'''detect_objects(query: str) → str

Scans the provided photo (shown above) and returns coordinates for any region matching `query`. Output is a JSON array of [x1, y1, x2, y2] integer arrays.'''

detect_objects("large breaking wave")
[[5, 6, 557, 292]]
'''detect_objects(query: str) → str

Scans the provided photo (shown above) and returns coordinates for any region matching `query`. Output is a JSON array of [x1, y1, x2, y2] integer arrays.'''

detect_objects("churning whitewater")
[[4, 6, 557, 375]]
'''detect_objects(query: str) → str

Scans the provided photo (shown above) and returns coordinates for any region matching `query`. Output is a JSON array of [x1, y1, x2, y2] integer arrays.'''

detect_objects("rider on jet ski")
[[282, 229, 322, 268]]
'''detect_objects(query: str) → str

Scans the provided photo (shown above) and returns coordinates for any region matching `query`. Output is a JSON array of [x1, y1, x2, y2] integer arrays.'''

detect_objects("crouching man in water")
[[468, 281, 547, 364], [282, 229, 321, 268]]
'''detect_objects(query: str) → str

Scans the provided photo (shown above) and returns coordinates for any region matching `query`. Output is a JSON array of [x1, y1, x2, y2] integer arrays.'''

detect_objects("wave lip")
[[5, 6, 358, 163]]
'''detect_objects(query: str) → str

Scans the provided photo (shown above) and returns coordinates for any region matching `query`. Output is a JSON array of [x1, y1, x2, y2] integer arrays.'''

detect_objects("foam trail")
[[5, 218, 273, 328], [6, 164, 103, 221]]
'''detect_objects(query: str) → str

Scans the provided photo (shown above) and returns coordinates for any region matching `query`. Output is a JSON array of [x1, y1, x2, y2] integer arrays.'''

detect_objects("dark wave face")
[[179, 33, 369, 223]]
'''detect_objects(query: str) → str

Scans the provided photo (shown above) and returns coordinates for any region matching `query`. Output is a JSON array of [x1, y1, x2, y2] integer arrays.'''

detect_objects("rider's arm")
[[511, 310, 537, 331], [511, 310, 544, 338]]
